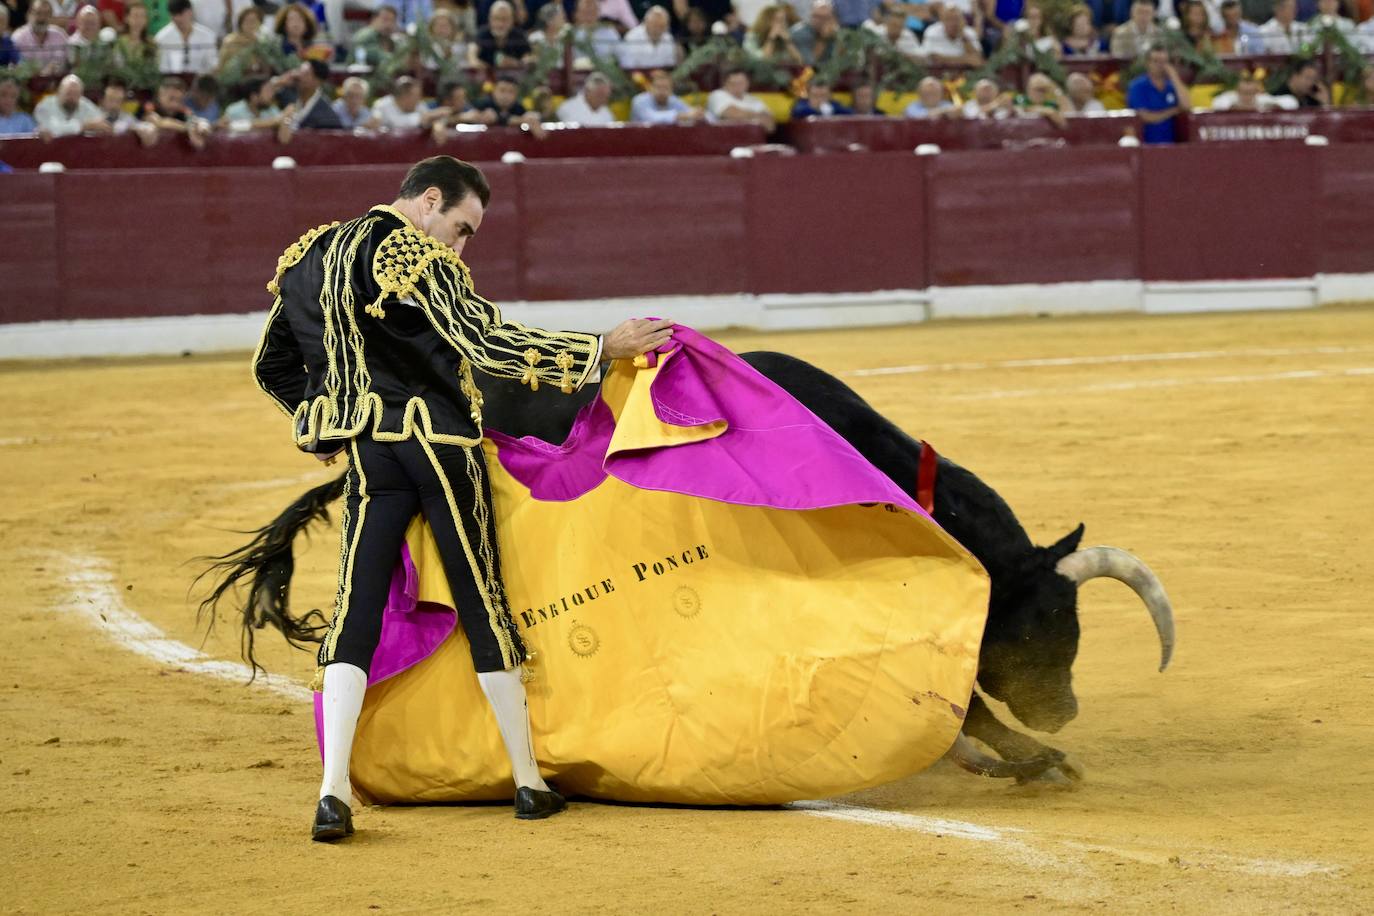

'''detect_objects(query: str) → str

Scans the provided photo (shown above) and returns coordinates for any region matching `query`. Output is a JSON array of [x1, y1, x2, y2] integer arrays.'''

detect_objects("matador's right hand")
[[602, 318, 676, 361]]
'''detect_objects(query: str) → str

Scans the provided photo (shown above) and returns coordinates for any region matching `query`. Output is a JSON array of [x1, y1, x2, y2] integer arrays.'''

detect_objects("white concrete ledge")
[[1142, 278, 1318, 314], [2, 276, 1370, 361]]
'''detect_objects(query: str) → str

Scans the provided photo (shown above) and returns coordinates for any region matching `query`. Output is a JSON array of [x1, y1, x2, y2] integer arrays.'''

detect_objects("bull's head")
[[976, 524, 1175, 734]]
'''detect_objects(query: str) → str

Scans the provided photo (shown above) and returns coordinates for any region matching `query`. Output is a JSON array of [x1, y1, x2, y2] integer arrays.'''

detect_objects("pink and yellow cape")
[[317, 328, 990, 805]]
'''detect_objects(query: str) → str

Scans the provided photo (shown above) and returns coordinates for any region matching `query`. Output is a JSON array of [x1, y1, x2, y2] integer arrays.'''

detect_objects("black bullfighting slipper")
[[514, 786, 567, 820], [311, 795, 355, 842]]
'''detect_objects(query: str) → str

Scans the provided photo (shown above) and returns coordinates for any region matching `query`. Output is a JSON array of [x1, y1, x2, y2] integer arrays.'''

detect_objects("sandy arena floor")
[[2, 305, 1372, 914]]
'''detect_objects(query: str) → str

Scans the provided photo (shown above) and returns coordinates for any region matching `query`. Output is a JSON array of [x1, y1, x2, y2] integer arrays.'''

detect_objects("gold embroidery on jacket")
[[266, 222, 339, 296]]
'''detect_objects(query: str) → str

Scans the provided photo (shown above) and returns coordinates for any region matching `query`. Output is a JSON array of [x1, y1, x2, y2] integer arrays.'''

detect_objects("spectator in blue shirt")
[[187, 74, 221, 123], [0, 76, 37, 135], [830, 0, 879, 28], [904, 76, 958, 119], [1126, 45, 1190, 143], [629, 69, 703, 125], [790, 79, 853, 118], [0, 6, 21, 66]]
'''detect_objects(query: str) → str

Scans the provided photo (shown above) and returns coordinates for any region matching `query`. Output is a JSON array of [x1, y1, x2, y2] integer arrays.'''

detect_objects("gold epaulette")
[[266, 222, 339, 296], [368, 223, 473, 320]]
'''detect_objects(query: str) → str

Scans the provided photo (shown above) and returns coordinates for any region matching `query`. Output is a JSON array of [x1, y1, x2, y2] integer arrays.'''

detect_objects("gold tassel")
[[365, 297, 387, 320], [458, 359, 484, 424], [555, 351, 576, 394], [521, 349, 541, 391], [309, 666, 325, 693]]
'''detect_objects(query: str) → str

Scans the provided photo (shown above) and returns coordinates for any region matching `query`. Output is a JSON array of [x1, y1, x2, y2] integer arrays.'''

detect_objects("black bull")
[[203, 350, 1175, 783]]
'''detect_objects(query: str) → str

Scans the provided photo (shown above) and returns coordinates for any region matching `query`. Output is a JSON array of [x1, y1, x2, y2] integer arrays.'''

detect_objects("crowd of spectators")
[[3, 0, 1374, 146]]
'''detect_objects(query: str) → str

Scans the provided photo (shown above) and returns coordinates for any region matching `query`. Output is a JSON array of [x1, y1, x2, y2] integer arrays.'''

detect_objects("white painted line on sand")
[[789, 799, 1014, 842], [944, 366, 1374, 401], [61, 553, 311, 702], [845, 345, 1374, 378]]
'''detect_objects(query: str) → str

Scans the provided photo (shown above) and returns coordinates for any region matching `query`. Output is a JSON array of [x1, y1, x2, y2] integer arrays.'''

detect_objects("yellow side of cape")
[[347, 362, 990, 805]]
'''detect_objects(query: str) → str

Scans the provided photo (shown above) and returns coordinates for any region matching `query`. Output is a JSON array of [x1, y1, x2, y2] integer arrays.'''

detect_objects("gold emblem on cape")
[[672, 586, 701, 619], [568, 622, 600, 658]]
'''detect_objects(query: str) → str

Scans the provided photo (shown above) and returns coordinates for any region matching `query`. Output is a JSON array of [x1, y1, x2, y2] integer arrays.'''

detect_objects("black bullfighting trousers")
[[317, 435, 526, 674]]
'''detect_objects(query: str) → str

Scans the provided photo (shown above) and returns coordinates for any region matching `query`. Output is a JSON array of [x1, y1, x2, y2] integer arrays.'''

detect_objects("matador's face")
[[417, 189, 485, 257]]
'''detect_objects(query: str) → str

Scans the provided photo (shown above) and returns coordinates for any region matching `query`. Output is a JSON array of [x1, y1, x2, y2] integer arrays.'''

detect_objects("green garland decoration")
[[219, 39, 302, 92], [3, 60, 44, 105], [671, 36, 791, 91], [70, 40, 161, 92], [519, 36, 566, 95], [814, 28, 929, 94], [1161, 27, 1236, 87], [966, 30, 1068, 89], [567, 34, 639, 99], [1264, 19, 1370, 91]]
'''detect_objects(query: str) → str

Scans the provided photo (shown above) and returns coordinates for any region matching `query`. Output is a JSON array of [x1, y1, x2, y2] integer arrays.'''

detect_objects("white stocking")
[[318, 662, 367, 804], [477, 667, 550, 792]]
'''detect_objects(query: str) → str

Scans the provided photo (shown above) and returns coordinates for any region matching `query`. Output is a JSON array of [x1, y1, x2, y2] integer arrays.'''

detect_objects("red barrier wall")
[[1318, 144, 1374, 276], [1139, 145, 1319, 282], [926, 147, 1138, 287], [745, 153, 927, 293], [5, 144, 1374, 325]]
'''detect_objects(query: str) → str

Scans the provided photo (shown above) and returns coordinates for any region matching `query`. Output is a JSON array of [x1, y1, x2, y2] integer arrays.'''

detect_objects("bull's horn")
[[946, 733, 1064, 780], [1055, 546, 1175, 672]]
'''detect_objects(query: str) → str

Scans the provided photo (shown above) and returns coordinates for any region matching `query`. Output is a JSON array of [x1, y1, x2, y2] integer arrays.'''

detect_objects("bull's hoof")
[[1055, 753, 1085, 781], [1013, 753, 1084, 788]]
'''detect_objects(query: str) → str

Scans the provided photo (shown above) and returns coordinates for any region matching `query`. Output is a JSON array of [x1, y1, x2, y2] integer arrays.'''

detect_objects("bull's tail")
[[193, 473, 347, 679]]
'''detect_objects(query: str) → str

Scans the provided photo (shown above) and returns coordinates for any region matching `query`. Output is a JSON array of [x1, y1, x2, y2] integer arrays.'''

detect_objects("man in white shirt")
[[98, 80, 140, 132], [371, 76, 446, 130], [961, 78, 1012, 118], [191, 0, 255, 41], [617, 5, 678, 69], [65, 4, 102, 60], [570, 0, 621, 63], [706, 68, 775, 130], [1258, 0, 1308, 54], [1064, 72, 1106, 113], [629, 68, 702, 124], [34, 73, 109, 136], [864, 6, 922, 59], [920, 5, 983, 65], [1209, 72, 1299, 110], [556, 71, 618, 124], [155, 0, 220, 73]]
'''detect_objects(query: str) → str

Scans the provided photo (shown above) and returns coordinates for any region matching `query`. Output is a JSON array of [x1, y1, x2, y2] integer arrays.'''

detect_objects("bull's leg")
[[964, 692, 1084, 783]]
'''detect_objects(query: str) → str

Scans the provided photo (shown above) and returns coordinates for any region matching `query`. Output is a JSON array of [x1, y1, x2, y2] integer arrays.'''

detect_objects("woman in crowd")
[[274, 2, 327, 58], [1008, 1, 1060, 57], [677, 6, 712, 50], [424, 8, 468, 68], [114, 0, 157, 66], [1179, 0, 1212, 52], [527, 2, 567, 51], [218, 5, 263, 69], [744, 4, 802, 64], [1060, 3, 1100, 55]]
